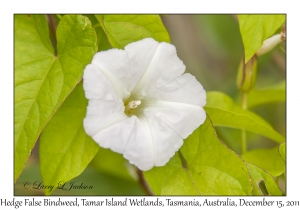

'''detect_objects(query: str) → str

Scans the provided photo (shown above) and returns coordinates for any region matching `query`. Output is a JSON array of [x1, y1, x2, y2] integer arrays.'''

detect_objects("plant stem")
[[46, 14, 58, 56], [241, 92, 247, 154], [136, 168, 153, 195], [242, 92, 247, 110]]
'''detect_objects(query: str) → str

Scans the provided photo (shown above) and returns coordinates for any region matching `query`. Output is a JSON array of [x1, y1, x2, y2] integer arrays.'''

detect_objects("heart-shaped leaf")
[[39, 83, 99, 195], [144, 117, 252, 195], [14, 15, 97, 181]]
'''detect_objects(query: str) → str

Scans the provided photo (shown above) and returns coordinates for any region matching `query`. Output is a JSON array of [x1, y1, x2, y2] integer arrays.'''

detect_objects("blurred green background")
[[15, 15, 286, 195]]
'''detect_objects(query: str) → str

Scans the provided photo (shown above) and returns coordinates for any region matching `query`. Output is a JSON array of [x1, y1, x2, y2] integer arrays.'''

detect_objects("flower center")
[[125, 100, 141, 115]]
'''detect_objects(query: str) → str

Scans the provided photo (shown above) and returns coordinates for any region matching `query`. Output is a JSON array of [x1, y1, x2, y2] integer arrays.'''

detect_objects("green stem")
[[136, 168, 153, 195], [241, 92, 247, 154], [242, 92, 247, 110]]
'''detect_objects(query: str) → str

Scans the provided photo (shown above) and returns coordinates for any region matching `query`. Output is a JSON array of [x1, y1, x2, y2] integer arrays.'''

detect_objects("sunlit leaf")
[[83, 14, 111, 51], [247, 81, 286, 108], [247, 163, 281, 195], [95, 15, 170, 48], [242, 147, 285, 177], [279, 142, 286, 162], [238, 15, 285, 62], [14, 15, 97, 181], [144, 118, 252, 195], [205, 91, 285, 143], [39, 83, 99, 195]]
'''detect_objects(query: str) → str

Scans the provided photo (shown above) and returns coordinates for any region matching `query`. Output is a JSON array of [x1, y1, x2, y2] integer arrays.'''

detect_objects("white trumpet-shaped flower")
[[83, 38, 206, 171]]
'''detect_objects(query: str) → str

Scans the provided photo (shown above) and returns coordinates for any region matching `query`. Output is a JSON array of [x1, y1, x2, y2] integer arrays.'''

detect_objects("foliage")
[[14, 15, 97, 181], [238, 15, 285, 62], [14, 14, 286, 195], [39, 82, 99, 195], [95, 15, 170, 48], [205, 91, 284, 143], [144, 118, 252, 195]]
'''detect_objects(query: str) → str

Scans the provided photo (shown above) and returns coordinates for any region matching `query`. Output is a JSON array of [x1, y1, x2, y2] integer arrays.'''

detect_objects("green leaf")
[[39, 82, 99, 195], [83, 15, 111, 51], [242, 147, 285, 177], [247, 80, 286, 108], [279, 142, 286, 162], [247, 163, 282, 195], [144, 118, 252, 195], [95, 15, 170, 48], [89, 147, 136, 181], [205, 91, 285, 143], [14, 15, 97, 182], [238, 15, 285, 62]]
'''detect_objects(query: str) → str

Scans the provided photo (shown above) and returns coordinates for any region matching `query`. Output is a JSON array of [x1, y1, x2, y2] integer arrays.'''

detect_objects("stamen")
[[125, 100, 141, 114]]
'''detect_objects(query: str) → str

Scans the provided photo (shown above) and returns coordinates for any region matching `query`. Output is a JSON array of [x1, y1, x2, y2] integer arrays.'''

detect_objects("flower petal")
[[123, 117, 155, 170], [124, 38, 159, 92], [125, 38, 185, 100], [83, 64, 121, 102], [91, 115, 155, 171], [147, 73, 206, 107], [139, 98, 206, 144], [83, 99, 127, 137], [139, 114, 184, 168], [91, 49, 133, 100], [91, 116, 136, 153]]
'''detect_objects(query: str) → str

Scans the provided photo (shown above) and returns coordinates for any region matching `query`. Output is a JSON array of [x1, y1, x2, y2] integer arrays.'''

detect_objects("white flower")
[[83, 38, 206, 171]]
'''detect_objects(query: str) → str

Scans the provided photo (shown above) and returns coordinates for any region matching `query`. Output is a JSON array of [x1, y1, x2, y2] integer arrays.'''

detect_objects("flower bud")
[[236, 55, 258, 93], [256, 34, 283, 56]]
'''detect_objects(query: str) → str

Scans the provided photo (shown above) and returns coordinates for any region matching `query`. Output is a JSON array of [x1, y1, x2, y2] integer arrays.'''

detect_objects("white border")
[[2, 0, 299, 209]]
